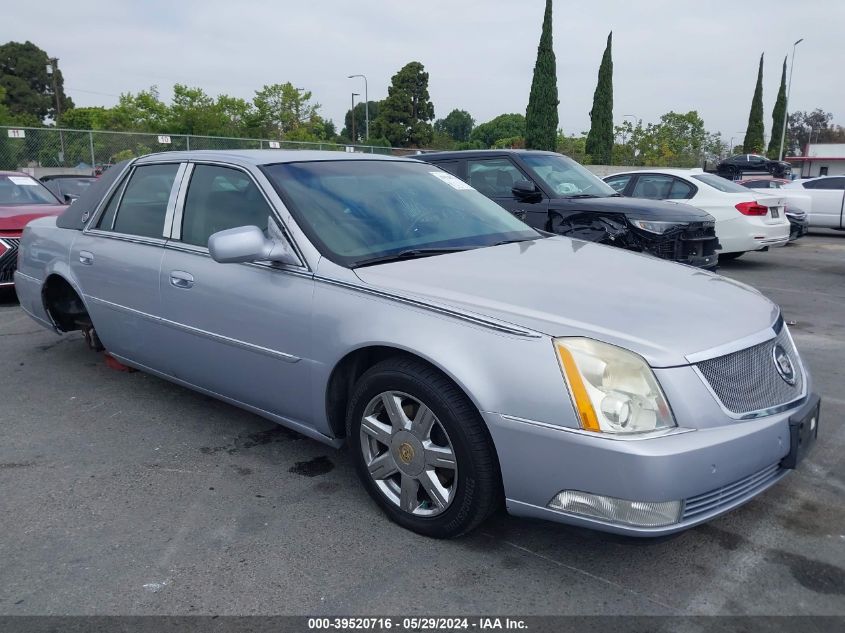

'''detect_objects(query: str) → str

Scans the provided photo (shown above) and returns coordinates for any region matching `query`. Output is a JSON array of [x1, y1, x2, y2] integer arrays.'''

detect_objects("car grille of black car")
[[682, 462, 783, 520], [0, 238, 20, 284], [695, 326, 804, 415]]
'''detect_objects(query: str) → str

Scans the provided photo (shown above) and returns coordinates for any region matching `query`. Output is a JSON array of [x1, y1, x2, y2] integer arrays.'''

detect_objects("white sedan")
[[783, 176, 845, 229], [604, 169, 791, 259]]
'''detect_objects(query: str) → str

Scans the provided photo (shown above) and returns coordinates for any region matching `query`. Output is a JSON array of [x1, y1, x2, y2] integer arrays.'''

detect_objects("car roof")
[[0, 170, 28, 177], [40, 174, 98, 180], [416, 149, 559, 160], [605, 168, 704, 178], [133, 149, 414, 167]]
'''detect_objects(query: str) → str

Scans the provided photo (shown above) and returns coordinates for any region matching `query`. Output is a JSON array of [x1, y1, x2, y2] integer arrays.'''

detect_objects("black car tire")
[[347, 356, 502, 538]]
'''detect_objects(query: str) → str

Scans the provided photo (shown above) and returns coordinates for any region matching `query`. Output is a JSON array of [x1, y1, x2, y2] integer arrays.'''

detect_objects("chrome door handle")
[[169, 270, 194, 289], [79, 251, 94, 265]]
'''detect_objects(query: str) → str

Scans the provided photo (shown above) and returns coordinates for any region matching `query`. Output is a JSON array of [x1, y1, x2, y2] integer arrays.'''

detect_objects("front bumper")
[[483, 394, 817, 536]]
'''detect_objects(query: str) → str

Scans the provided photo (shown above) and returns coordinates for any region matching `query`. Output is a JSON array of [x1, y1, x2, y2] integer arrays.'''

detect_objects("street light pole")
[[778, 38, 803, 161], [351, 93, 360, 146], [348, 74, 368, 141]]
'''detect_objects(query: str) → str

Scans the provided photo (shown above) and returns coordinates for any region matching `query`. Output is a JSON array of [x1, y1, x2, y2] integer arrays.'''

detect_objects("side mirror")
[[512, 179, 541, 201], [208, 225, 299, 266], [64, 193, 78, 204]]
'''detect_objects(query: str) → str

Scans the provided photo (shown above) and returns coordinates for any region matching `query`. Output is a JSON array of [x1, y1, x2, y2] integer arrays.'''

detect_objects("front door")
[[158, 163, 314, 424], [464, 157, 544, 226]]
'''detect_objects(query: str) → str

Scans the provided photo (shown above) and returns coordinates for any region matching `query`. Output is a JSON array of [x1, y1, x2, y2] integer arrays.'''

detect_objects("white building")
[[788, 143, 845, 177]]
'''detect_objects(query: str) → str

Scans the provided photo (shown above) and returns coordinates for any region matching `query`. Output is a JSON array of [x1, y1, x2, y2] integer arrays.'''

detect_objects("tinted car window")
[[466, 158, 525, 198], [604, 174, 631, 192], [180, 165, 271, 247], [669, 179, 695, 199], [632, 175, 674, 199], [691, 173, 751, 193], [109, 164, 180, 239], [804, 177, 845, 190], [429, 160, 460, 177], [262, 160, 538, 267]]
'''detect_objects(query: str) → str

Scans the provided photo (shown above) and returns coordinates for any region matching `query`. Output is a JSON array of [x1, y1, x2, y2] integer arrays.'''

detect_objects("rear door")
[[72, 162, 185, 371], [158, 162, 314, 423]]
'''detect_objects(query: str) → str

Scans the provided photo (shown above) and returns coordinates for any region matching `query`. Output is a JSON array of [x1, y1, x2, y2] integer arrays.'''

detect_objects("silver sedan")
[[14, 151, 820, 538]]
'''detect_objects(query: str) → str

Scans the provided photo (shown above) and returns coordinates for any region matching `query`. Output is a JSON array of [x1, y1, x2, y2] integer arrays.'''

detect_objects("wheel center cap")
[[391, 431, 424, 476]]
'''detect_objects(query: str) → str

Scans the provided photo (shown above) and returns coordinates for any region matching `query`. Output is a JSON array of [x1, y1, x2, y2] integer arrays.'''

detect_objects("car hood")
[[0, 204, 66, 232], [554, 196, 714, 222], [354, 236, 778, 367]]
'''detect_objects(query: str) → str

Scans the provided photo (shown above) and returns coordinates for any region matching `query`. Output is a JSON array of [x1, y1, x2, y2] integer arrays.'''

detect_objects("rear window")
[[0, 175, 61, 205], [691, 173, 751, 193]]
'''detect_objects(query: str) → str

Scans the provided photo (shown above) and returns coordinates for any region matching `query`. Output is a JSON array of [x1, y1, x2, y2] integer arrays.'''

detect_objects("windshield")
[[521, 153, 618, 197], [0, 175, 61, 205], [262, 160, 539, 267], [692, 173, 752, 193]]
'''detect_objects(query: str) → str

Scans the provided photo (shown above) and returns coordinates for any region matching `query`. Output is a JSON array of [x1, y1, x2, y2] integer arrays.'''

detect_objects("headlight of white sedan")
[[554, 338, 676, 434]]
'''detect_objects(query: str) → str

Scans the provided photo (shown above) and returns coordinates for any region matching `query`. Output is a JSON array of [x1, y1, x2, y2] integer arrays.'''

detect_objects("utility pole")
[[348, 75, 369, 141], [778, 38, 803, 161], [351, 93, 360, 146], [47, 57, 65, 165]]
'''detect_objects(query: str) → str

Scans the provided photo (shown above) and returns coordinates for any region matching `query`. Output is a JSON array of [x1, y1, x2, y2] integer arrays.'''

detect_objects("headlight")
[[630, 219, 686, 234], [554, 338, 676, 434]]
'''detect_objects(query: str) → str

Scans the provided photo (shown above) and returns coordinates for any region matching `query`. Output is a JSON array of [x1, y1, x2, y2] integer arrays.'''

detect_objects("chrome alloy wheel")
[[359, 391, 458, 516]]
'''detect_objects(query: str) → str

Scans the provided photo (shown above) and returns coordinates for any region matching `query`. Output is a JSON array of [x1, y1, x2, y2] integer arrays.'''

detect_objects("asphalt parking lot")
[[1, 232, 843, 616]]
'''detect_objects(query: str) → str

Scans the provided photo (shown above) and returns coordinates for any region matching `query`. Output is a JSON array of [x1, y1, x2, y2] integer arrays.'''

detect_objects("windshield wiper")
[[352, 247, 469, 268]]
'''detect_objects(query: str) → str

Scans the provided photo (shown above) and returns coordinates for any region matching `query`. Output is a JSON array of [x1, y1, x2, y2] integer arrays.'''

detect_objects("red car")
[[0, 171, 67, 288]]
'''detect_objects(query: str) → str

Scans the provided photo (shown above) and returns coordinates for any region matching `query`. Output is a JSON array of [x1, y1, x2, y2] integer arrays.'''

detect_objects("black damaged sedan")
[[416, 150, 719, 268]]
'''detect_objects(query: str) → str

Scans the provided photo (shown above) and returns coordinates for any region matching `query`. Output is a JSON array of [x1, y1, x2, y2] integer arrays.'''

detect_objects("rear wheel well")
[[42, 275, 89, 332]]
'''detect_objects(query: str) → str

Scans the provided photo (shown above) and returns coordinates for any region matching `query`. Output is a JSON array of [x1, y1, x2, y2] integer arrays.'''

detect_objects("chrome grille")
[[695, 326, 804, 415], [683, 463, 783, 520], [0, 238, 21, 284]]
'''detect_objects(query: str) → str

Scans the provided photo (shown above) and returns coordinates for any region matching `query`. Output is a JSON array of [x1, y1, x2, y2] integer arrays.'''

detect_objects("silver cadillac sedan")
[[14, 151, 820, 538]]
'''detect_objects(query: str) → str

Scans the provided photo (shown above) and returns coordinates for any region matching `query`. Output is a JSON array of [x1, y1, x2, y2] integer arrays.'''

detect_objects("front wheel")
[[347, 357, 501, 538]]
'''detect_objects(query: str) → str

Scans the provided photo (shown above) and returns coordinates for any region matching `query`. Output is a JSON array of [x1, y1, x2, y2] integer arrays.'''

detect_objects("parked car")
[[605, 169, 791, 260], [0, 171, 67, 288], [40, 174, 99, 204], [15, 151, 820, 538], [716, 154, 791, 179], [782, 176, 845, 230], [737, 177, 810, 241], [415, 150, 719, 269]]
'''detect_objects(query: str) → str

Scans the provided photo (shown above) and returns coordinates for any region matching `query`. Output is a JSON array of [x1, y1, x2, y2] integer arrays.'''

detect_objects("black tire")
[[347, 356, 501, 538], [719, 251, 744, 261]]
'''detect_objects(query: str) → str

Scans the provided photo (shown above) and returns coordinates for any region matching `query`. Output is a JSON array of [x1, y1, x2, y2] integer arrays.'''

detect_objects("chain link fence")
[[0, 126, 421, 173]]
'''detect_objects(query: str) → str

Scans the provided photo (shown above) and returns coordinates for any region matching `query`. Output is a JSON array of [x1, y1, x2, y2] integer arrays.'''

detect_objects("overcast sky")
[[3, 0, 842, 145]]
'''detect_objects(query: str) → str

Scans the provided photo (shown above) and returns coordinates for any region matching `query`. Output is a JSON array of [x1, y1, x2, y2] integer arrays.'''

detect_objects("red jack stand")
[[104, 353, 137, 372]]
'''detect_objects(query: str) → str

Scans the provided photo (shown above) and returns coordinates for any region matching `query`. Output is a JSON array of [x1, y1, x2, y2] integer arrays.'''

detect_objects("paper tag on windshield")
[[429, 171, 472, 190], [8, 176, 38, 185]]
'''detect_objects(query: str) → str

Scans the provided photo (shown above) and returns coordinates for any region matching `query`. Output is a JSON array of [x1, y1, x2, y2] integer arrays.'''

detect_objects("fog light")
[[548, 490, 682, 527]]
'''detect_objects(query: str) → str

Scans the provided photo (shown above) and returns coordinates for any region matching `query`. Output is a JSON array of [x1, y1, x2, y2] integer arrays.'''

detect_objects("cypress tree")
[[585, 32, 614, 164], [768, 56, 787, 158], [742, 53, 766, 154], [524, 0, 559, 151]]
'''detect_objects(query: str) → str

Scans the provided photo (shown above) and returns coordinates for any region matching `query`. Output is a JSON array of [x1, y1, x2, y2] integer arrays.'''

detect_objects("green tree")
[[434, 109, 474, 142], [585, 31, 614, 164], [342, 101, 379, 143], [787, 108, 845, 154], [620, 111, 717, 167], [166, 84, 227, 135], [767, 57, 787, 158], [470, 113, 526, 147], [524, 0, 558, 151], [742, 53, 765, 153], [58, 106, 108, 130], [98, 87, 169, 132], [371, 61, 435, 147], [253, 82, 320, 137], [0, 41, 74, 122]]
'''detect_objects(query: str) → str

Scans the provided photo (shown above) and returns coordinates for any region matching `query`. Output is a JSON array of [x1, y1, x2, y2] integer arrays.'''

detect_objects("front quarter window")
[[261, 160, 538, 267]]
